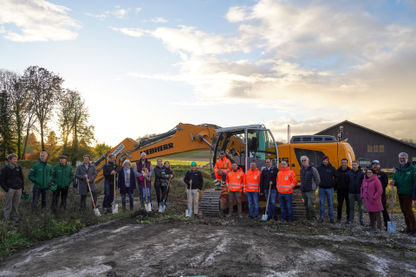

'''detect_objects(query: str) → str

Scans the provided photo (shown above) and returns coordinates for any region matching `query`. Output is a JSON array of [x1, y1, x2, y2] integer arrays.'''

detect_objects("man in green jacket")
[[51, 155, 74, 212], [392, 152, 416, 235], [29, 151, 53, 212]]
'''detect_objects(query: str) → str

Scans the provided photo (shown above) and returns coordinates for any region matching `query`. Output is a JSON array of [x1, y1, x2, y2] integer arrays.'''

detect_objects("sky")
[[1, 0, 416, 146]]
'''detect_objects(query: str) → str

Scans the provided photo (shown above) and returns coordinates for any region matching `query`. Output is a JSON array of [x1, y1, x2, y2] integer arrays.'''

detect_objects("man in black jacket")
[[335, 159, 351, 223], [0, 154, 25, 223], [317, 156, 336, 223], [347, 161, 364, 225], [102, 154, 119, 214], [184, 162, 203, 216], [260, 159, 279, 219], [372, 160, 390, 230]]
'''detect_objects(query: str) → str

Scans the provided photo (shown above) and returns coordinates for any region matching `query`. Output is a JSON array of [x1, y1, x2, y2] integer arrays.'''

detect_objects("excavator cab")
[[201, 125, 279, 216], [212, 124, 279, 171]]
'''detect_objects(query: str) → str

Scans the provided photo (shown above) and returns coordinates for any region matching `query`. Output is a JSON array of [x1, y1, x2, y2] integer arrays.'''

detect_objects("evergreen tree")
[[0, 90, 16, 160]]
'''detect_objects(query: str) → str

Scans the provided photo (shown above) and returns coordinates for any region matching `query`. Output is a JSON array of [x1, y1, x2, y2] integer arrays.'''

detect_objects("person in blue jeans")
[[277, 160, 297, 221], [261, 159, 279, 219], [245, 162, 261, 218], [317, 156, 336, 223]]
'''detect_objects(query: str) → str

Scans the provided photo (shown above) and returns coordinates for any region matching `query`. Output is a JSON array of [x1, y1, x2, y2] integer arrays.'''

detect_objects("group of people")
[[1, 148, 416, 236], [0, 151, 175, 223], [101, 152, 174, 213], [213, 150, 416, 235]]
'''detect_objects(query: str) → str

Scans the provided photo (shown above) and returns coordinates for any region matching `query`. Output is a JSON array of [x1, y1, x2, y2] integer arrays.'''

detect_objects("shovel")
[[159, 178, 172, 213], [185, 179, 193, 217], [261, 181, 273, 221], [112, 174, 119, 214], [144, 178, 152, 212], [87, 179, 101, 217], [387, 186, 396, 234]]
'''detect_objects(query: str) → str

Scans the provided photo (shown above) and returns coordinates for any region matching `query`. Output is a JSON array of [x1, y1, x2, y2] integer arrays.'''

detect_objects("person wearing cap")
[[184, 162, 204, 216], [51, 155, 74, 212], [317, 155, 336, 223], [213, 150, 231, 185], [0, 154, 25, 223], [347, 161, 364, 225], [371, 160, 390, 230], [75, 155, 98, 211], [29, 151, 53, 213], [391, 152, 416, 235], [118, 159, 136, 211]]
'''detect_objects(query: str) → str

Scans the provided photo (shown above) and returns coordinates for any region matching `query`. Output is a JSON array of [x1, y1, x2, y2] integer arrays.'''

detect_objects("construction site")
[[1, 1, 416, 275], [1, 123, 416, 276]]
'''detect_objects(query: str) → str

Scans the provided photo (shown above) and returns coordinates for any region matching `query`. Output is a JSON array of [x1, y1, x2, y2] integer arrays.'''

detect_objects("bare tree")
[[21, 66, 63, 151], [58, 89, 94, 164]]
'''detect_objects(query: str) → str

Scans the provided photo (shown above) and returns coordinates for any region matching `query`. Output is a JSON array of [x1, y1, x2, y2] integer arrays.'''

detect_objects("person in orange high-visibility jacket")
[[244, 162, 261, 218], [276, 160, 297, 222], [213, 150, 232, 183], [226, 162, 244, 218]]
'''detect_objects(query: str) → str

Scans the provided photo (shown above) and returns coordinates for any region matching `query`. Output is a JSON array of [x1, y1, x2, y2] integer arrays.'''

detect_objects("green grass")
[[0, 165, 214, 261]]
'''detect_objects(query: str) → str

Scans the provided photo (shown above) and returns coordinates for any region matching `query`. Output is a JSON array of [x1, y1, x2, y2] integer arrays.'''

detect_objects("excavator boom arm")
[[94, 123, 219, 183]]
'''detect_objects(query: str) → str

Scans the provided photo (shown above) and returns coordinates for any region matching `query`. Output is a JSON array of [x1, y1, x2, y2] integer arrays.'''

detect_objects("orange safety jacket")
[[244, 168, 261, 192], [226, 169, 245, 192], [214, 157, 232, 180], [276, 167, 297, 194]]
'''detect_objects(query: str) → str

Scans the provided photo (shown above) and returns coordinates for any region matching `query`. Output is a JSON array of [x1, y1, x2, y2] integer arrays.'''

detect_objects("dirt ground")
[[1, 209, 416, 277]]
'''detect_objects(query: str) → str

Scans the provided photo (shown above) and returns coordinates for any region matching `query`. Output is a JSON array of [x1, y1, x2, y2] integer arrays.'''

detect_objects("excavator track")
[[200, 189, 222, 216], [292, 188, 306, 219]]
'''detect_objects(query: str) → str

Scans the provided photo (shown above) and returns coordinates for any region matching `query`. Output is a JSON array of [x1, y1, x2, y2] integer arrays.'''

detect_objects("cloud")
[[151, 17, 168, 23], [85, 6, 135, 20], [150, 25, 250, 56], [117, 0, 416, 138], [0, 0, 80, 42], [225, 6, 251, 22], [111, 27, 144, 38]]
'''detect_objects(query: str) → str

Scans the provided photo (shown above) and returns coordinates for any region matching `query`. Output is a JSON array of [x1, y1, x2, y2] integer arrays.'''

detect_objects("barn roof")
[[315, 120, 416, 150]]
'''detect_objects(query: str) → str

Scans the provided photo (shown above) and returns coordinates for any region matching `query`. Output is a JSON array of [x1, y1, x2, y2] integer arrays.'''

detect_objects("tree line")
[[0, 66, 110, 165]]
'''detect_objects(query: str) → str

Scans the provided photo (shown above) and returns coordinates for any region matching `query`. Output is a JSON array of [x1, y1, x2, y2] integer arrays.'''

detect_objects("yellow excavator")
[[94, 123, 356, 217]]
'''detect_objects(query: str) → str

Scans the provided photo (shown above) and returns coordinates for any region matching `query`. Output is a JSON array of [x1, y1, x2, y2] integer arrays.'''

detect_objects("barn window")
[[379, 145, 385, 152], [367, 145, 373, 152], [373, 145, 379, 152]]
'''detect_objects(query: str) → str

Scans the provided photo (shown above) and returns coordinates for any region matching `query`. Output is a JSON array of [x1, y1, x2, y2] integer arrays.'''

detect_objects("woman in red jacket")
[[361, 168, 383, 230]]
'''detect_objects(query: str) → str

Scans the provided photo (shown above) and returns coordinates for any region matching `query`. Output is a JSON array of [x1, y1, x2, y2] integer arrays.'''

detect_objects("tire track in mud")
[[1, 219, 416, 277]]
